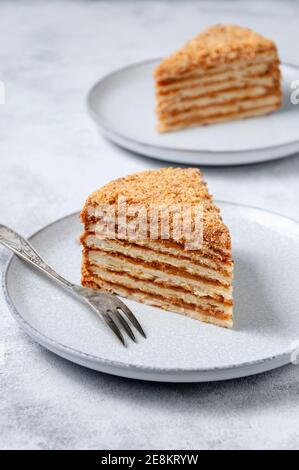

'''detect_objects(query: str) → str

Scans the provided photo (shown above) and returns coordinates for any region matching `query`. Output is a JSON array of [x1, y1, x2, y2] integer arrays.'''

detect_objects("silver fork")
[[0, 225, 146, 346]]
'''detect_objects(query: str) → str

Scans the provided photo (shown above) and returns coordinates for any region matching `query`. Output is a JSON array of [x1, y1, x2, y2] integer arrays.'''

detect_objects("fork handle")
[[0, 225, 75, 290]]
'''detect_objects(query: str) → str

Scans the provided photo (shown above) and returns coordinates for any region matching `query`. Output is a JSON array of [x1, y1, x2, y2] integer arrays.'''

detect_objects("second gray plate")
[[88, 60, 299, 166]]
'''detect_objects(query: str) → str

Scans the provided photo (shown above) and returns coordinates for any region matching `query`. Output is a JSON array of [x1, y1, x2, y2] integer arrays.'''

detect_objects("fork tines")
[[86, 292, 146, 346]]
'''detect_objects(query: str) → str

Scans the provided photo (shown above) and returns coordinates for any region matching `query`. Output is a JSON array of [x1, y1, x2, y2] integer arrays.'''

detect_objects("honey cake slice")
[[81, 168, 234, 328], [154, 24, 281, 132]]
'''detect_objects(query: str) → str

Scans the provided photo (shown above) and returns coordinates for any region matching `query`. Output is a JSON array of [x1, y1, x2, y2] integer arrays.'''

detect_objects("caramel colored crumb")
[[81, 168, 231, 251], [154, 24, 278, 81]]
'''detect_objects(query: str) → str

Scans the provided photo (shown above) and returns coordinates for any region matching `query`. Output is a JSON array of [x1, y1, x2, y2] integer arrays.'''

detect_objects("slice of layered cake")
[[154, 24, 282, 132], [81, 168, 233, 328]]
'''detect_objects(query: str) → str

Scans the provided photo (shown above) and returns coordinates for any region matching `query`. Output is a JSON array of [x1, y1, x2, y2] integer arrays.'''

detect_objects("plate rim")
[[2, 203, 298, 381], [87, 58, 299, 155]]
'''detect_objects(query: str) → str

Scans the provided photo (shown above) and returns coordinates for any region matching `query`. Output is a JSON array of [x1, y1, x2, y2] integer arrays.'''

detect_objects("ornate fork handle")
[[0, 225, 74, 290]]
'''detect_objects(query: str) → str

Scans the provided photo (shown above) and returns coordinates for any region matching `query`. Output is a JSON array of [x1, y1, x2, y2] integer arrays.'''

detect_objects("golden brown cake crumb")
[[155, 24, 277, 81], [81, 168, 231, 251]]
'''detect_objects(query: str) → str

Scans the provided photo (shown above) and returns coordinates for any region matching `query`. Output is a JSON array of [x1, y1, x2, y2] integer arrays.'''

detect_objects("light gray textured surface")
[[0, 0, 299, 450]]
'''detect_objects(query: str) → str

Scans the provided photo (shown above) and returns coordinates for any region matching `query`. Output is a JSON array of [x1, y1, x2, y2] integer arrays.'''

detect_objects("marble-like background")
[[0, 0, 299, 449]]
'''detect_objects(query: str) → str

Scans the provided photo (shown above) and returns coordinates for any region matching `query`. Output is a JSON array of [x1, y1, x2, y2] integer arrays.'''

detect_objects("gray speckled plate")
[[3, 203, 299, 382], [88, 60, 299, 166]]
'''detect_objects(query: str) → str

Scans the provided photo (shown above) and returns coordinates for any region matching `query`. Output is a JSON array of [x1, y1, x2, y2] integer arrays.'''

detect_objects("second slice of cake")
[[81, 168, 233, 328], [154, 24, 282, 132]]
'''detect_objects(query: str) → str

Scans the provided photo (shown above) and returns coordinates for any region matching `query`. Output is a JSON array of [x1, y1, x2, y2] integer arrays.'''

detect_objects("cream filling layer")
[[158, 104, 279, 131], [157, 76, 277, 103], [85, 235, 231, 282], [156, 52, 279, 82], [89, 266, 232, 314], [160, 94, 281, 124], [157, 86, 277, 115], [156, 63, 277, 92], [87, 251, 232, 300], [86, 276, 233, 328], [85, 222, 231, 260]]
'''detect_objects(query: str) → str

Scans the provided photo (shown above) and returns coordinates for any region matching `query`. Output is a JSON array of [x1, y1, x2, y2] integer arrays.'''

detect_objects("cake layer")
[[156, 75, 278, 102], [83, 275, 233, 328], [155, 51, 278, 83], [87, 264, 232, 312], [86, 250, 232, 300], [83, 234, 231, 282], [84, 222, 231, 261], [158, 93, 281, 121], [157, 86, 279, 115], [87, 250, 230, 289], [156, 60, 278, 91], [82, 234, 233, 280], [158, 104, 279, 132]]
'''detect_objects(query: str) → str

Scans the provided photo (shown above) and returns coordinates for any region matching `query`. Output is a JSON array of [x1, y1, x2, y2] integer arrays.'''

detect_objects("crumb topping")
[[81, 168, 231, 251], [154, 24, 278, 80]]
